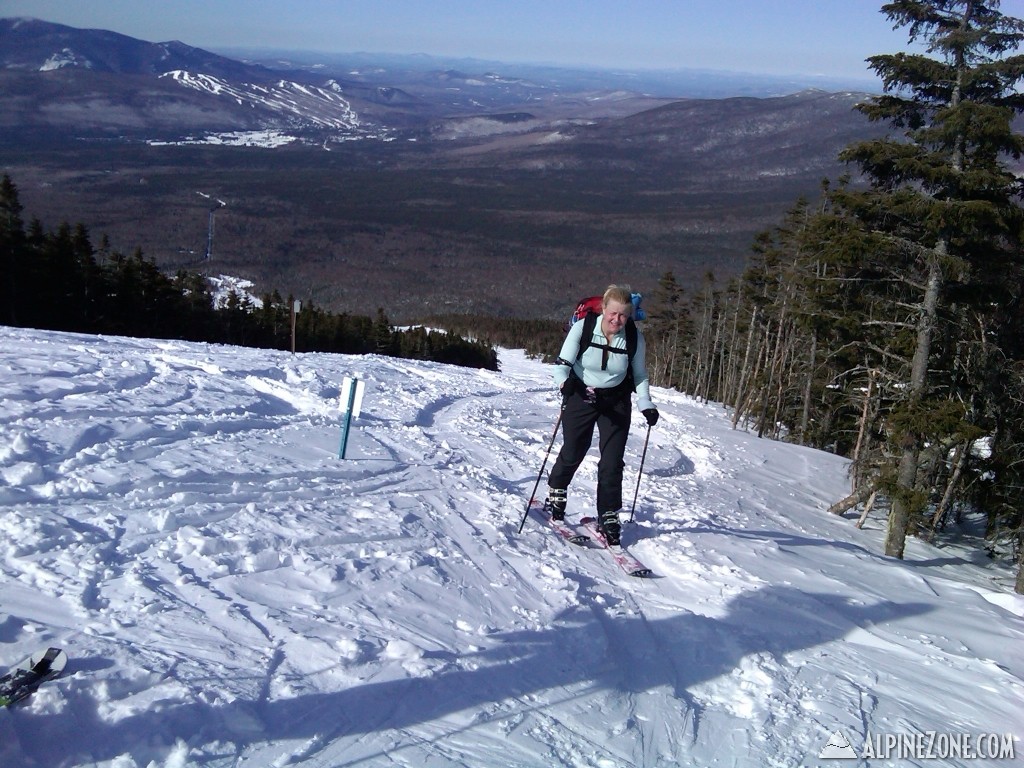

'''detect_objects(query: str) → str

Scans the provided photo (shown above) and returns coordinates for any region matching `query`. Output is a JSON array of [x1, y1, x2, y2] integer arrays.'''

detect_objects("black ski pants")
[[548, 387, 631, 512]]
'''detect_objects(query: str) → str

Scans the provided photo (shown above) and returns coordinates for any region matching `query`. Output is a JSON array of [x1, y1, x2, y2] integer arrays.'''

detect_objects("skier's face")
[[601, 300, 631, 336]]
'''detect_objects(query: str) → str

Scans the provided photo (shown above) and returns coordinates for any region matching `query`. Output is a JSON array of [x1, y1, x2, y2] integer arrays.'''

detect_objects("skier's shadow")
[[9, 585, 932, 766]]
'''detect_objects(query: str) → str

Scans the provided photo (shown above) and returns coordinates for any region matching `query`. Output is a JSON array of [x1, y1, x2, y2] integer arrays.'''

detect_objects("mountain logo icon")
[[818, 729, 858, 759]]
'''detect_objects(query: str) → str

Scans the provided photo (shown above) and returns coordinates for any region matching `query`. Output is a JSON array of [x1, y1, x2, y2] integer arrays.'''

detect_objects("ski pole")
[[628, 424, 652, 524], [518, 411, 563, 533]]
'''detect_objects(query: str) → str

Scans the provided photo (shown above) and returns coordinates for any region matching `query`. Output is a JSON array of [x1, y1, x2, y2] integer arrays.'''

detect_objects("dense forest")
[[0, 174, 498, 371]]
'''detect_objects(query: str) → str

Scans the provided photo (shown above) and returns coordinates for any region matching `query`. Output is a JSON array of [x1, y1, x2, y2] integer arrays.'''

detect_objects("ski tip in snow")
[[578, 517, 656, 578], [33, 647, 68, 675], [627, 565, 655, 578], [0, 646, 68, 707]]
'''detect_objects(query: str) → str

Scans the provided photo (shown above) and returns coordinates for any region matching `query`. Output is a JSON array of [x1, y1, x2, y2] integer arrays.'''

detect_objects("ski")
[[528, 502, 652, 577], [549, 516, 590, 546], [579, 516, 655, 578], [532, 500, 589, 546], [0, 647, 68, 707]]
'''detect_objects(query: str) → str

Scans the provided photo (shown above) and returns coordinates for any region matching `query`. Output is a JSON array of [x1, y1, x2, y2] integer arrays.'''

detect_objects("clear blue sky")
[[4, 0, 1019, 80]]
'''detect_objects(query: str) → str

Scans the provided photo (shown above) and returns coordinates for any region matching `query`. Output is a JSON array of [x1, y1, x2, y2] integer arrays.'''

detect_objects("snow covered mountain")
[[0, 17, 881, 149], [0, 17, 264, 78], [0, 17, 389, 143], [0, 325, 1020, 767]]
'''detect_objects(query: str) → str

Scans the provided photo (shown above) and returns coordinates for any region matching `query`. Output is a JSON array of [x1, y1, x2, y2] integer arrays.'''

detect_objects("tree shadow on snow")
[[10, 585, 932, 766]]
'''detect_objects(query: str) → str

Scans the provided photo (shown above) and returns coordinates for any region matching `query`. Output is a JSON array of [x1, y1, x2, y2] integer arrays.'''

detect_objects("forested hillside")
[[0, 175, 497, 371], [638, 1, 1024, 590]]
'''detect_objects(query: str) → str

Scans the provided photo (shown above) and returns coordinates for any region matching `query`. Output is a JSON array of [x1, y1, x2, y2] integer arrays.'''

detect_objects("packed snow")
[[0, 325, 1020, 767]]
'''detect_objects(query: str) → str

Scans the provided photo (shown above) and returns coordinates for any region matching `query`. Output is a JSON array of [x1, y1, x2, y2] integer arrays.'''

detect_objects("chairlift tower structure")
[[196, 192, 226, 261]]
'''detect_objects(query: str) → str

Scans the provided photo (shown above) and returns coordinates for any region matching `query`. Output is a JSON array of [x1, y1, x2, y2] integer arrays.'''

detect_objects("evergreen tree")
[[0, 175, 27, 326], [831, 0, 1024, 559], [645, 271, 689, 389], [374, 307, 396, 355]]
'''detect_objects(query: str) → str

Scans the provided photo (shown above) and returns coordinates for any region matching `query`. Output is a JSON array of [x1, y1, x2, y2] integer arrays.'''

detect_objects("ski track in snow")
[[0, 326, 1021, 767]]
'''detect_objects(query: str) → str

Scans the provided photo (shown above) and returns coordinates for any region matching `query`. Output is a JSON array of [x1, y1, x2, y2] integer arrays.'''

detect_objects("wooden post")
[[291, 299, 301, 354]]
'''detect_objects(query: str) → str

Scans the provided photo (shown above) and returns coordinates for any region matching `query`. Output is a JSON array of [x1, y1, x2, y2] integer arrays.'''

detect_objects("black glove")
[[642, 408, 659, 427]]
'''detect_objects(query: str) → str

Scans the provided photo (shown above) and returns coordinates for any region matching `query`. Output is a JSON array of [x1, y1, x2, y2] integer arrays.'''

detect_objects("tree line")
[[639, 1, 1023, 593], [0, 175, 498, 371]]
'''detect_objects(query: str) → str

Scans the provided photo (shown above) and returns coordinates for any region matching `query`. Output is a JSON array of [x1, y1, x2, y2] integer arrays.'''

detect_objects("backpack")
[[568, 293, 647, 327], [569, 296, 605, 326], [568, 292, 644, 369]]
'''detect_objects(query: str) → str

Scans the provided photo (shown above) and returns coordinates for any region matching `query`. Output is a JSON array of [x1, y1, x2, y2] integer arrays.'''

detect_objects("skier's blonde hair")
[[602, 284, 633, 312]]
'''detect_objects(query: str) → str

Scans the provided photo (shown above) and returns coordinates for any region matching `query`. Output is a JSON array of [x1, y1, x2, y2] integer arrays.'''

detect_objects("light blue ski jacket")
[[553, 316, 655, 412]]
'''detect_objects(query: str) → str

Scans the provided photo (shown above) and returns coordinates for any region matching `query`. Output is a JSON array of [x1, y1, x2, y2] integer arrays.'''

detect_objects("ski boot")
[[598, 509, 622, 546], [543, 487, 568, 521]]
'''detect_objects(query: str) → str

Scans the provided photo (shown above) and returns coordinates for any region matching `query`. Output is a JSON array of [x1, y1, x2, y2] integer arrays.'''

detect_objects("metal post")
[[338, 378, 358, 459]]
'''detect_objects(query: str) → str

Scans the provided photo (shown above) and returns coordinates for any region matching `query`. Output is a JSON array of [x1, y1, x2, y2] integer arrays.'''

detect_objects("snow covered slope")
[[160, 72, 364, 130], [0, 326, 1020, 767]]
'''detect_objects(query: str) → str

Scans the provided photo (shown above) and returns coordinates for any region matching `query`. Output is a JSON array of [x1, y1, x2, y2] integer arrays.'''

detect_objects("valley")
[[0, 18, 885, 321], [2, 90, 879, 322]]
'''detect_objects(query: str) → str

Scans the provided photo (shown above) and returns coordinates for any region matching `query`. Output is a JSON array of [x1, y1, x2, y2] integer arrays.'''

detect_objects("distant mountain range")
[[1, 17, 263, 77], [0, 17, 399, 142], [0, 17, 891, 320], [0, 16, 880, 147]]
